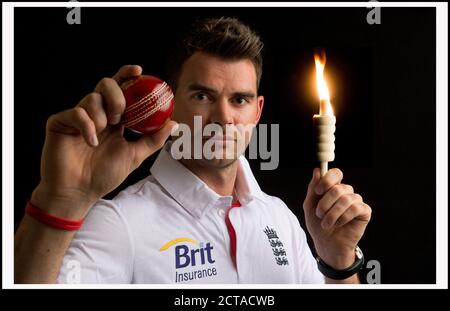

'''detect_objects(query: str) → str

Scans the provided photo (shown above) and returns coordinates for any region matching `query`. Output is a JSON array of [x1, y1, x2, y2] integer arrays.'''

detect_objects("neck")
[[180, 159, 238, 197]]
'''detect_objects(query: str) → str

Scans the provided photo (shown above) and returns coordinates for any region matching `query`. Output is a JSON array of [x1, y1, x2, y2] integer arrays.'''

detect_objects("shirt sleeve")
[[282, 203, 325, 284], [294, 221, 325, 284], [57, 199, 135, 284]]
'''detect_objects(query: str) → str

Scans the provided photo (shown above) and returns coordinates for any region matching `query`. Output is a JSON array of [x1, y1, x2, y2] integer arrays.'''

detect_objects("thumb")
[[302, 168, 322, 216], [132, 120, 178, 166]]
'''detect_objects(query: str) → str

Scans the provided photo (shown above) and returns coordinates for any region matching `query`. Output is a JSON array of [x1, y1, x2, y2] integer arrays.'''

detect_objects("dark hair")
[[167, 17, 264, 92]]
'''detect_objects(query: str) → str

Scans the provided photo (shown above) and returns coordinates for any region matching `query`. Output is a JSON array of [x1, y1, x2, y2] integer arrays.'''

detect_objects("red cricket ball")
[[121, 75, 175, 135]]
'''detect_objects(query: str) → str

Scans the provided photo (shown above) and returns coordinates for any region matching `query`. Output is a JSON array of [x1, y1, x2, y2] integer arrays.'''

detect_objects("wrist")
[[316, 246, 365, 281], [321, 252, 357, 270], [31, 184, 97, 220]]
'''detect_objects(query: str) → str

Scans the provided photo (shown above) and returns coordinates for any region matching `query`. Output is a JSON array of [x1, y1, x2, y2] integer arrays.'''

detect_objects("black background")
[[13, 6, 436, 284]]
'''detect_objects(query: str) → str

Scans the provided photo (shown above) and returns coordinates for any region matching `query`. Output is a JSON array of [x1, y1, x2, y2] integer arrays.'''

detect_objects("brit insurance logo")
[[263, 226, 289, 266], [159, 237, 217, 283]]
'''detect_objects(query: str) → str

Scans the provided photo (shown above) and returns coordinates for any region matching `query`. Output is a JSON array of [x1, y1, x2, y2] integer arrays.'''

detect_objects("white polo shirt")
[[57, 142, 325, 284]]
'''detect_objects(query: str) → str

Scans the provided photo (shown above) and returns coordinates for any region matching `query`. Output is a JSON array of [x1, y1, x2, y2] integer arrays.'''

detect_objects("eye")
[[193, 93, 210, 102], [234, 97, 249, 105]]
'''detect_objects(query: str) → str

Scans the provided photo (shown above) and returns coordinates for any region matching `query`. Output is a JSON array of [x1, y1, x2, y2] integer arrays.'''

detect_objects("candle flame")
[[314, 49, 334, 116]]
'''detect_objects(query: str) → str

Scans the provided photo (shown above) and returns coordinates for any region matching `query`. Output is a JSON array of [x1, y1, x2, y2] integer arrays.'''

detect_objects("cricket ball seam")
[[125, 82, 167, 114], [123, 84, 174, 128]]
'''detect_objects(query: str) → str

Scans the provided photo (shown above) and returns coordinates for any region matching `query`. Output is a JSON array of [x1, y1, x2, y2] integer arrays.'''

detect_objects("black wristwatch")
[[316, 246, 364, 280]]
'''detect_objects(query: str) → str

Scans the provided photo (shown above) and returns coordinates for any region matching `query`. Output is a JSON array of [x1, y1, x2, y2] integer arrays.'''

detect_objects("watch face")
[[355, 246, 363, 260]]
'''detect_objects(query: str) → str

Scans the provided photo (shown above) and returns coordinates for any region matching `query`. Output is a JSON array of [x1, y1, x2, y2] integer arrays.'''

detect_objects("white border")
[[435, 1, 448, 290], [2, 2, 448, 290], [3, 1, 15, 290], [4, 2, 444, 7]]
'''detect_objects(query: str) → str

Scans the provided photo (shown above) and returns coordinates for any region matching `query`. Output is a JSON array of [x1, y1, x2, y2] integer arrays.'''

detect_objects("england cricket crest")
[[263, 226, 289, 266]]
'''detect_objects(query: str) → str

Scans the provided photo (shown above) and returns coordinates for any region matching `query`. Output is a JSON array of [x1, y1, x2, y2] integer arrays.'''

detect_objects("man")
[[15, 17, 371, 284]]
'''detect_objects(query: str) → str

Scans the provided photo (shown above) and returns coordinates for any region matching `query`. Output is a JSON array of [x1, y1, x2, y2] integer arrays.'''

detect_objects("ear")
[[254, 95, 264, 125]]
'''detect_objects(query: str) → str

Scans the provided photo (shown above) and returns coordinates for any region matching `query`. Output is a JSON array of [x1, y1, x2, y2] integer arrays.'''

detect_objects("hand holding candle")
[[303, 51, 372, 283], [313, 50, 336, 177]]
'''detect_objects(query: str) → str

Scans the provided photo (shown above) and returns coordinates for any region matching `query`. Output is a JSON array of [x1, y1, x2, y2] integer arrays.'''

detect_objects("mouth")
[[203, 136, 236, 143]]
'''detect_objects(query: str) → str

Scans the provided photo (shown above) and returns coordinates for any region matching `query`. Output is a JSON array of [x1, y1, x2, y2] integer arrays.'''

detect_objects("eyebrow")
[[187, 83, 256, 98]]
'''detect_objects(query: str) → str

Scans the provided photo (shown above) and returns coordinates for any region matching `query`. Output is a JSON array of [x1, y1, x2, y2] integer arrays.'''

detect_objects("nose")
[[210, 97, 234, 126]]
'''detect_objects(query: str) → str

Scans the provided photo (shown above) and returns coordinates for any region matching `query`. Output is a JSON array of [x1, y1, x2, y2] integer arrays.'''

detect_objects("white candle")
[[313, 50, 336, 177]]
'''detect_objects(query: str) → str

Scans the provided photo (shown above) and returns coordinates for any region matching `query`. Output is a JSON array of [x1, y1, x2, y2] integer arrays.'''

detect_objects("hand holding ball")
[[121, 75, 175, 135]]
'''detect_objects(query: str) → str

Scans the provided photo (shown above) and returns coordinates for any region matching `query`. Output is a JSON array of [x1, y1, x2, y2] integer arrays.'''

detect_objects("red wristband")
[[25, 200, 84, 231]]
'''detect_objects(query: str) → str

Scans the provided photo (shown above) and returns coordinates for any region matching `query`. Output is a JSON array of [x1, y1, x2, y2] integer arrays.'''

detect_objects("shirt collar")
[[150, 142, 267, 219]]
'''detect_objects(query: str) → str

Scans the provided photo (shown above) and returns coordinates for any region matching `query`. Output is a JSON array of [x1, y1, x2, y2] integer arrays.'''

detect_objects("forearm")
[[320, 250, 361, 284], [325, 274, 360, 284], [14, 187, 94, 284], [14, 215, 77, 284]]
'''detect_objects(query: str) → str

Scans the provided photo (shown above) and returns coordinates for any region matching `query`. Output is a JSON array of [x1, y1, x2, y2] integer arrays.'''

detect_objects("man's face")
[[172, 51, 264, 168]]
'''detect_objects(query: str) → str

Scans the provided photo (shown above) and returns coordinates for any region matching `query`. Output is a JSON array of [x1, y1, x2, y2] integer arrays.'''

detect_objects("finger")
[[112, 65, 142, 85], [131, 120, 179, 168], [77, 92, 108, 134], [315, 184, 354, 219], [335, 202, 372, 228], [321, 194, 363, 229], [302, 168, 321, 215], [47, 107, 98, 147], [94, 77, 126, 125], [315, 168, 344, 195]]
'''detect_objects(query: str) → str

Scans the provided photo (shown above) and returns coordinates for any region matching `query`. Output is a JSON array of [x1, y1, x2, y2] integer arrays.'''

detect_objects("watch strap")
[[316, 246, 364, 280]]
